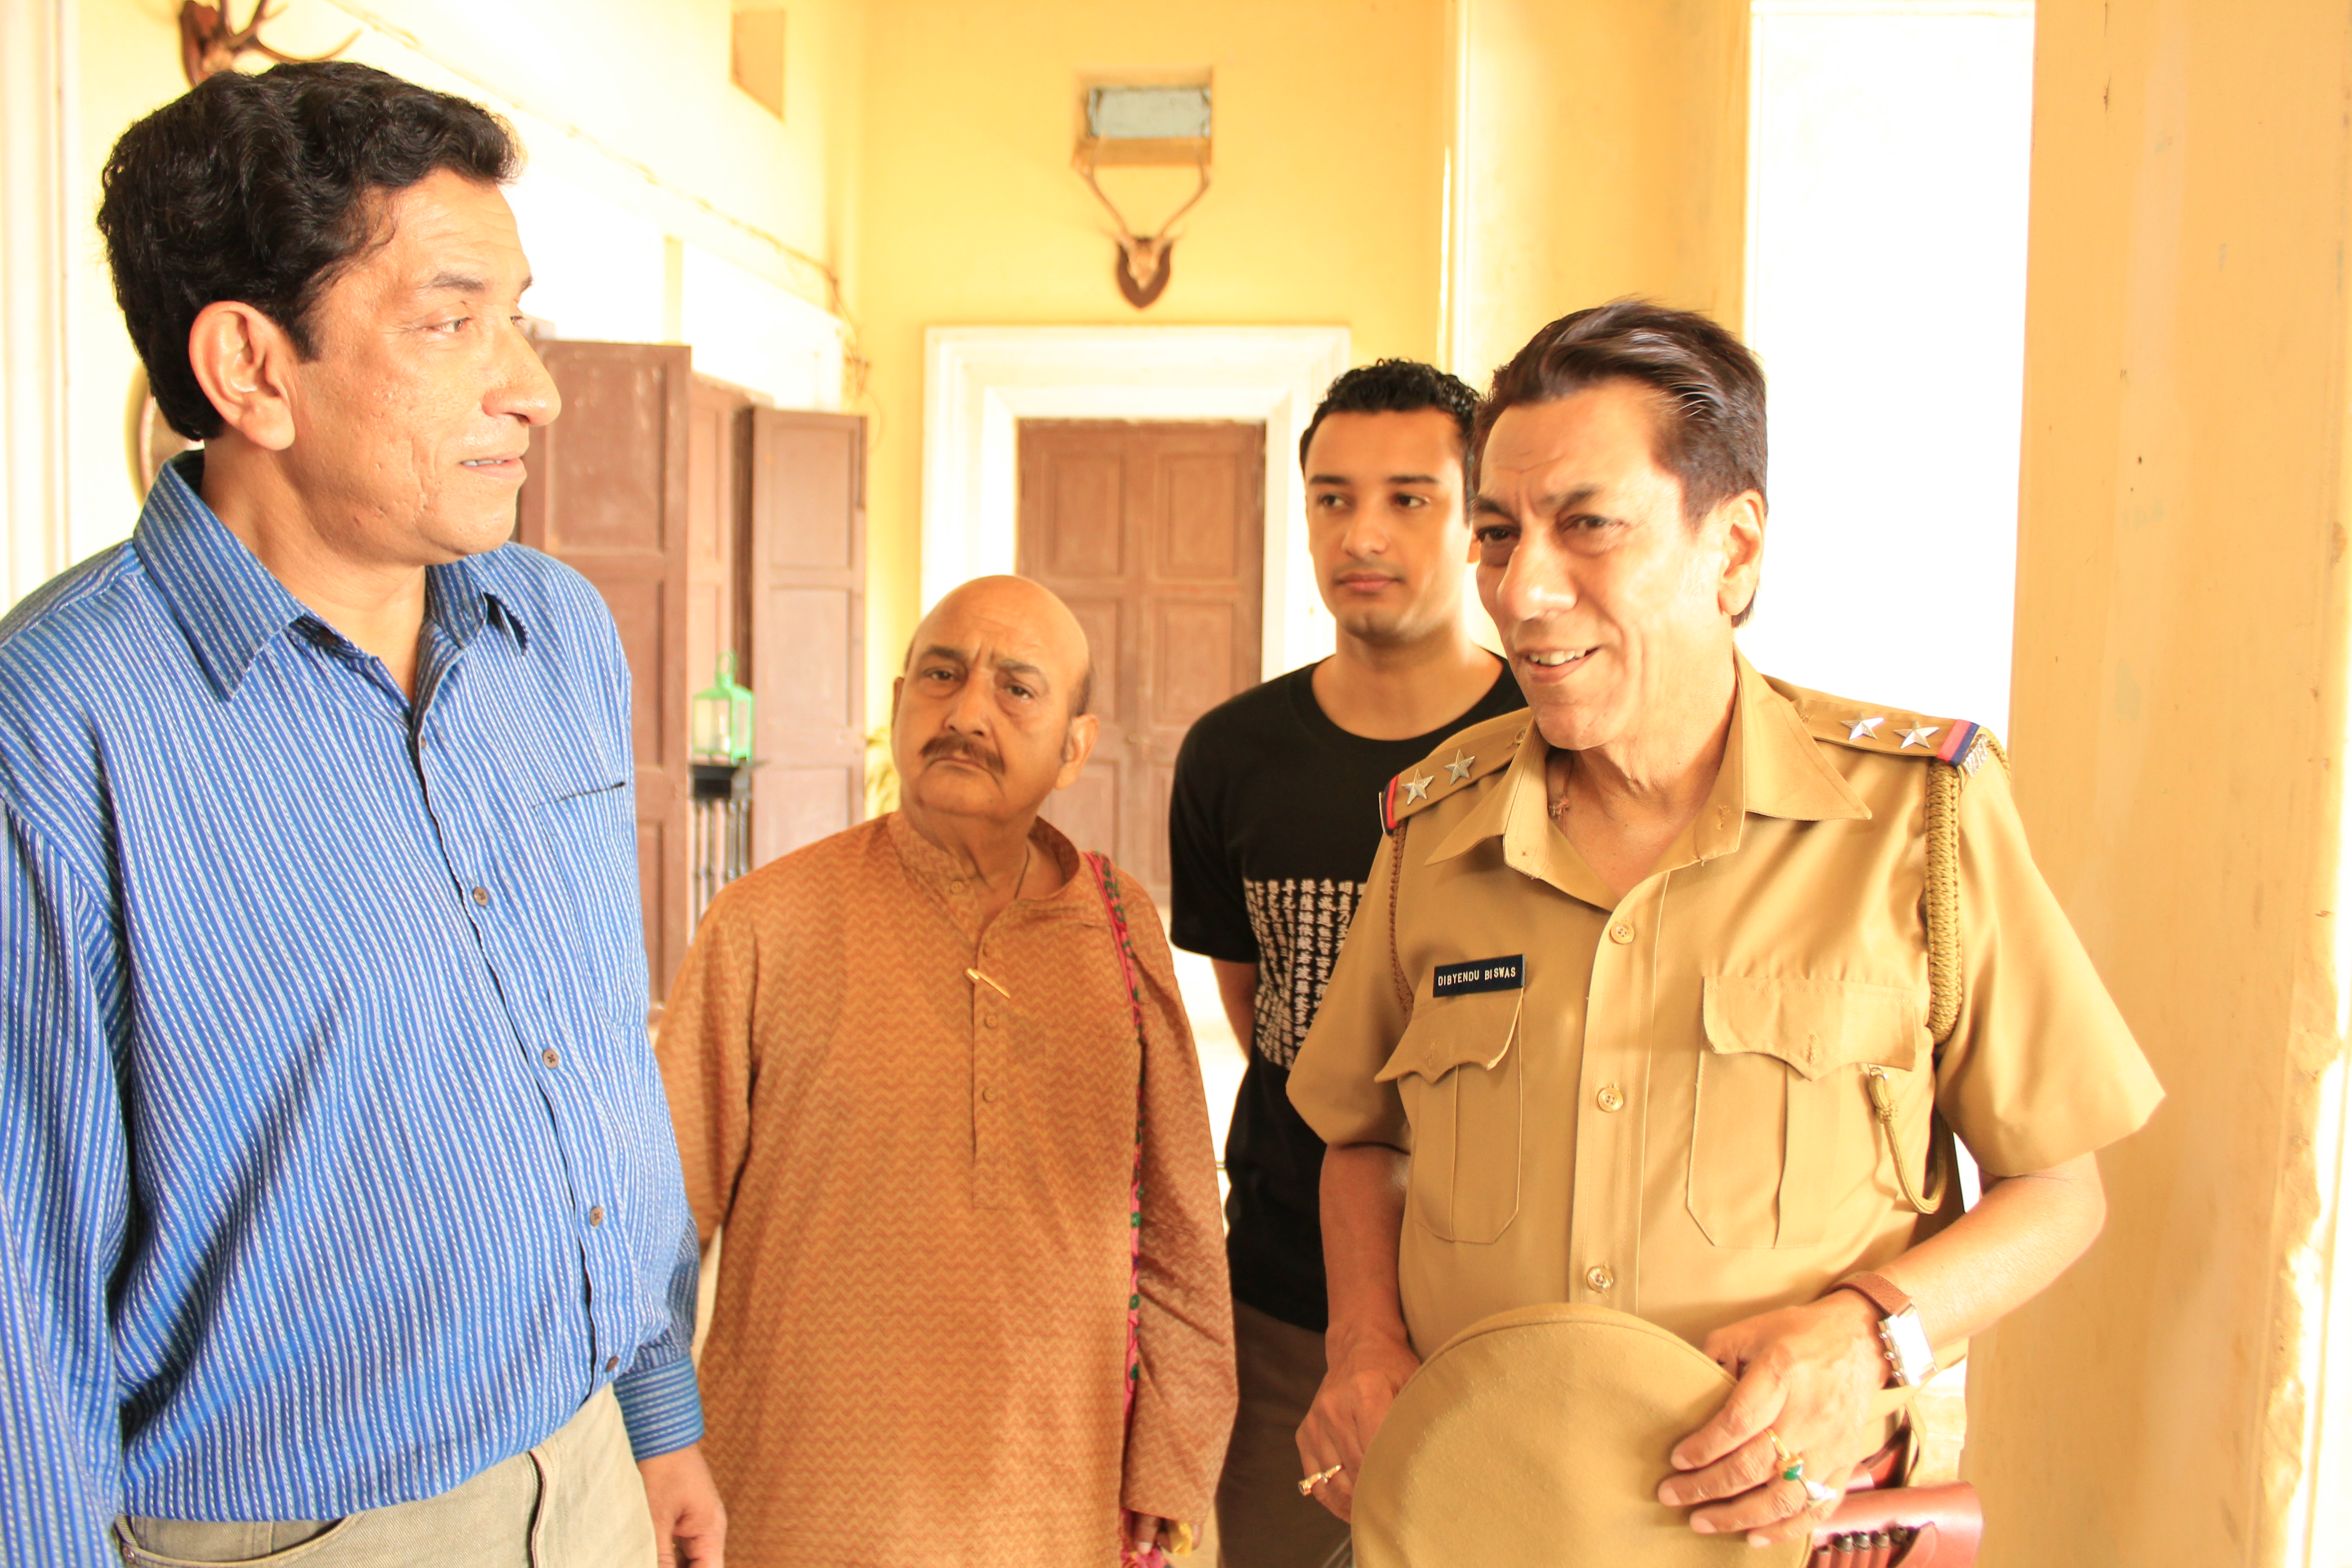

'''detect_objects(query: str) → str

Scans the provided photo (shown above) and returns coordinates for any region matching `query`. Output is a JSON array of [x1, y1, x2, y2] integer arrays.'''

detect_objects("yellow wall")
[[850, 0, 1450, 717], [1451, 0, 1748, 381], [1973, 2, 2352, 1563]]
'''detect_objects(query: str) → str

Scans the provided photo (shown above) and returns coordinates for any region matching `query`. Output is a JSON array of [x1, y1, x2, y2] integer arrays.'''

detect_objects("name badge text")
[[1432, 955, 1524, 998]]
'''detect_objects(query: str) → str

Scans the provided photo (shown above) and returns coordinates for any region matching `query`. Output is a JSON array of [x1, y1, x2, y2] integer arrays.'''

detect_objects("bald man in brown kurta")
[[657, 578, 1235, 1567]]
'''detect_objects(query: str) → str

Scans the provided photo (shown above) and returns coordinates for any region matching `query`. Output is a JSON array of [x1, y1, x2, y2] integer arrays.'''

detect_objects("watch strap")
[[1835, 1271, 1915, 1321]]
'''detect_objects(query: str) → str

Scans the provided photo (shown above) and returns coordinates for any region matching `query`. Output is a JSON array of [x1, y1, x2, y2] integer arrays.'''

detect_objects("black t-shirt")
[[1168, 659, 1527, 1331]]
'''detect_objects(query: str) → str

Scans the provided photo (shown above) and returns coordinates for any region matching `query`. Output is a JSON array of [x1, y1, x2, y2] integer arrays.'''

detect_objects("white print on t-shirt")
[[1240, 877, 1365, 1069]]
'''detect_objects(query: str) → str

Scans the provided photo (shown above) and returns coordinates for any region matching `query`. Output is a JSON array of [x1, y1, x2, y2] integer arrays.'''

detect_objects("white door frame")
[[922, 324, 1352, 680]]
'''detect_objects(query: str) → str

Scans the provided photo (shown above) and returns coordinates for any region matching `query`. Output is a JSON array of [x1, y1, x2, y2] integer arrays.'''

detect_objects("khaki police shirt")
[[1287, 655, 2163, 1358]]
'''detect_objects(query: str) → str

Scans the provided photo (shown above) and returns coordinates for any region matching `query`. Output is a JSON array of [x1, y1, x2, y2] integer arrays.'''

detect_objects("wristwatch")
[[1834, 1272, 1937, 1387]]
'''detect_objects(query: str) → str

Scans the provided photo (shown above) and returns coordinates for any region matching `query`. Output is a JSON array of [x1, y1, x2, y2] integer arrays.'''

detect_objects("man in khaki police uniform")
[[1287, 299, 2164, 1549]]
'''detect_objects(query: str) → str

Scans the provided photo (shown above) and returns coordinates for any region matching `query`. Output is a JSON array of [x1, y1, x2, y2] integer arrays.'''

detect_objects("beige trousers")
[[1215, 1300, 1354, 1568], [115, 1387, 657, 1568]]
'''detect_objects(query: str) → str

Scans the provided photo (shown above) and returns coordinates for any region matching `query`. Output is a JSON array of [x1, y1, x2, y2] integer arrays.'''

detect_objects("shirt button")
[[605, 1356, 620, 1373], [983, 1014, 998, 1029], [1608, 922, 1633, 945], [542, 1048, 559, 1069], [981, 1086, 998, 1102], [471, 886, 490, 906], [1596, 1085, 1625, 1112], [588, 1205, 605, 1227], [1586, 1264, 1615, 1291]]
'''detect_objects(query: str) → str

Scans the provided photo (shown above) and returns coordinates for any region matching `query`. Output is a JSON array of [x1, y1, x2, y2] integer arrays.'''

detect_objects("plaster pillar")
[[1447, 0, 1748, 383], [1972, 3, 2352, 1563]]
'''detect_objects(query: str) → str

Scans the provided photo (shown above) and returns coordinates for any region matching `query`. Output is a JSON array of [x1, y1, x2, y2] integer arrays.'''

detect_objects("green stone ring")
[[1781, 1458, 1806, 1484]]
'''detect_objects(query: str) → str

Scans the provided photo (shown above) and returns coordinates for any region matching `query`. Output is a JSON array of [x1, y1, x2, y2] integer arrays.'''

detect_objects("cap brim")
[[1352, 1303, 1810, 1568]]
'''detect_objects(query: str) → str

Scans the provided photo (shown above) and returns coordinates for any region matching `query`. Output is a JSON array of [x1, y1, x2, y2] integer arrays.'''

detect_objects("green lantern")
[[690, 652, 755, 766]]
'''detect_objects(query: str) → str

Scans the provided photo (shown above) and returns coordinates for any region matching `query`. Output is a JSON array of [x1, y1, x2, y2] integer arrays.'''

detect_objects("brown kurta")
[[657, 811, 1235, 1567]]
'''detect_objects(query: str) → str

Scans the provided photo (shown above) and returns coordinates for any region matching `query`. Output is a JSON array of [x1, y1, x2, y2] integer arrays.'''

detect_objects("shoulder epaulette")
[[1782, 686, 2000, 779], [1379, 709, 1526, 833]]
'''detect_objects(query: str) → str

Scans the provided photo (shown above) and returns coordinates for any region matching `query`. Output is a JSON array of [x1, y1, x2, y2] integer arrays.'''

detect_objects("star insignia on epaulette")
[[1444, 750, 1474, 783], [1899, 725, 1939, 749], [1848, 715, 1886, 741], [1401, 771, 1435, 805]]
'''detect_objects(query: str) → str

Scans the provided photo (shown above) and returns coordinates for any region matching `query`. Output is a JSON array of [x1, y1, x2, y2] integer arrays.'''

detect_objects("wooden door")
[[686, 378, 750, 708], [743, 408, 867, 868], [1016, 420, 1265, 907], [516, 341, 693, 996]]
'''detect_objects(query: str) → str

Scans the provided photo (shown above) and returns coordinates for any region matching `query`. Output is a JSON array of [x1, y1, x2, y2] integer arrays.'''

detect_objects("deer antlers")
[[179, 0, 359, 88], [1075, 155, 1212, 310]]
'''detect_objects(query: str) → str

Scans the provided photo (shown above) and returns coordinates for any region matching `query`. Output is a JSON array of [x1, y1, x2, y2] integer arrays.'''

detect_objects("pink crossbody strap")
[[1086, 852, 1166, 1568]]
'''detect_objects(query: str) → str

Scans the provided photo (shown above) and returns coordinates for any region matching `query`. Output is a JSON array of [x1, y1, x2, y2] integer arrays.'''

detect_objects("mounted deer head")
[[178, 0, 358, 88], [1075, 156, 1211, 310]]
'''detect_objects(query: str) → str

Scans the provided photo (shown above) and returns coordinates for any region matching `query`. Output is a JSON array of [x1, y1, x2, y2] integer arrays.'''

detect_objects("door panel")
[[1017, 419, 1265, 909], [1159, 453, 1249, 577], [685, 380, 749, 715], [517, 342, 694, 997], [764, 586, 854, 728], [745, 409, 868, 869]]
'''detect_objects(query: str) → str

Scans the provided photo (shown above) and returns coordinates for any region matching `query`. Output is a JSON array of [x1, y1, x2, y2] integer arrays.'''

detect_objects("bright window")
[[1739, 0, 2036, 737]]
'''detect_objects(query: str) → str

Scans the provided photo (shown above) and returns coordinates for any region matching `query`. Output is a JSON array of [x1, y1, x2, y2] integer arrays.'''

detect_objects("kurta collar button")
[[588, 1205, 605, 1226], [1586, 1264, 1615, 1291], [471, 886, 490, 906], [1596, 1085, 1626, 1112], [541, 1049, 559, 1068], [1608, 921, 1633, 945], [604, 1356, 620, 1373]]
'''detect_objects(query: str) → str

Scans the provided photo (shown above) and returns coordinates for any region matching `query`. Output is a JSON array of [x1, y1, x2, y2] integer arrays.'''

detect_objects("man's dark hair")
[[1471, 299, 1768, 624], [97, 62, 520, 442], [1298, 358, 1480, 483]]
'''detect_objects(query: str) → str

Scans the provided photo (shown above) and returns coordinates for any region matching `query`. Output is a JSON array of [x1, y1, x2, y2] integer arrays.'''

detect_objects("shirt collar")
[[134, 452, 525, 698], [1422, 650, 1867, 901], [884, 808, 1104, 930]]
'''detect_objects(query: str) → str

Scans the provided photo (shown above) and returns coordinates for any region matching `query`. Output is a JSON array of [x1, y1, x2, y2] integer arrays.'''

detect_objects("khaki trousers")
[[115, 1387, 657, 1568], [1215, 1300, 1354, 1568]]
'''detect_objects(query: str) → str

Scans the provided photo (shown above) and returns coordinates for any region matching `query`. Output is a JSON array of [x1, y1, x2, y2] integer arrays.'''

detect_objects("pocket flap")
[[1700, 976, 1922, 1080], [1375, 990, 1523, 1084]]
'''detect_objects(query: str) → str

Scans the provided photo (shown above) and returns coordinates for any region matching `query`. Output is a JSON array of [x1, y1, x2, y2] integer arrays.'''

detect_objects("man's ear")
[[1054, 711, 1100, 790], [1714, 490, 1766, 621], [890, 674, 905, 721], [187, 301, 302, 452]]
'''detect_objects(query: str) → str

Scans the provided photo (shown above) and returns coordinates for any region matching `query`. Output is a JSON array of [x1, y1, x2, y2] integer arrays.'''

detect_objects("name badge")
[[1432, 955, 1524, 998]]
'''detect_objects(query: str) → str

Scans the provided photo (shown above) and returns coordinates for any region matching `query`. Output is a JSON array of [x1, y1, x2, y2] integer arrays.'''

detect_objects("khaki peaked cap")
[[1352, 1303, 1805, 1568]]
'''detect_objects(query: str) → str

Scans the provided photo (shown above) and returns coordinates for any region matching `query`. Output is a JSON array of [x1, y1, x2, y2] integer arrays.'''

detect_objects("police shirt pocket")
[[1375, 990, 1523, 1244], [1689, 976, 1925, 1250]]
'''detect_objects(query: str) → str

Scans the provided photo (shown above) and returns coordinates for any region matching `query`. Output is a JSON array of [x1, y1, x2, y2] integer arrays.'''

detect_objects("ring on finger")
[[1801, 1474, 1839, 1507], [1297, 1463, 1343, 1496]]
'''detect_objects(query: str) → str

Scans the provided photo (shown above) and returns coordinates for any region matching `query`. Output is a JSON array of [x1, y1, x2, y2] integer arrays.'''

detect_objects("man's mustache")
[[921, 731, 1004, 775]]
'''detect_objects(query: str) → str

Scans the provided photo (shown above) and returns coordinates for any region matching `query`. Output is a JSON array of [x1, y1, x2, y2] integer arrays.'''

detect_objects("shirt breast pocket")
[[1374, 990, 1523, 1244], [524, 774, 639, 956], [1689, 975, 1927, 1250]]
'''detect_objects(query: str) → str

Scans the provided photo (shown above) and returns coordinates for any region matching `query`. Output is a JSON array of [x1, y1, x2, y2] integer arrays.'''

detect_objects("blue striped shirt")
[[0, 455, 702, 1561]]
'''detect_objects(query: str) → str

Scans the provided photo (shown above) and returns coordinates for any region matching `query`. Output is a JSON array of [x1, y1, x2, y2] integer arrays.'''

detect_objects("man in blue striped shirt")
[[0, 64, 723, 1566]]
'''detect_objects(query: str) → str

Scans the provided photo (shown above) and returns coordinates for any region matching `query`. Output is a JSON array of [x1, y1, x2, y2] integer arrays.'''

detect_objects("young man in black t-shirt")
[[1169, 361, 1525, 1567]]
